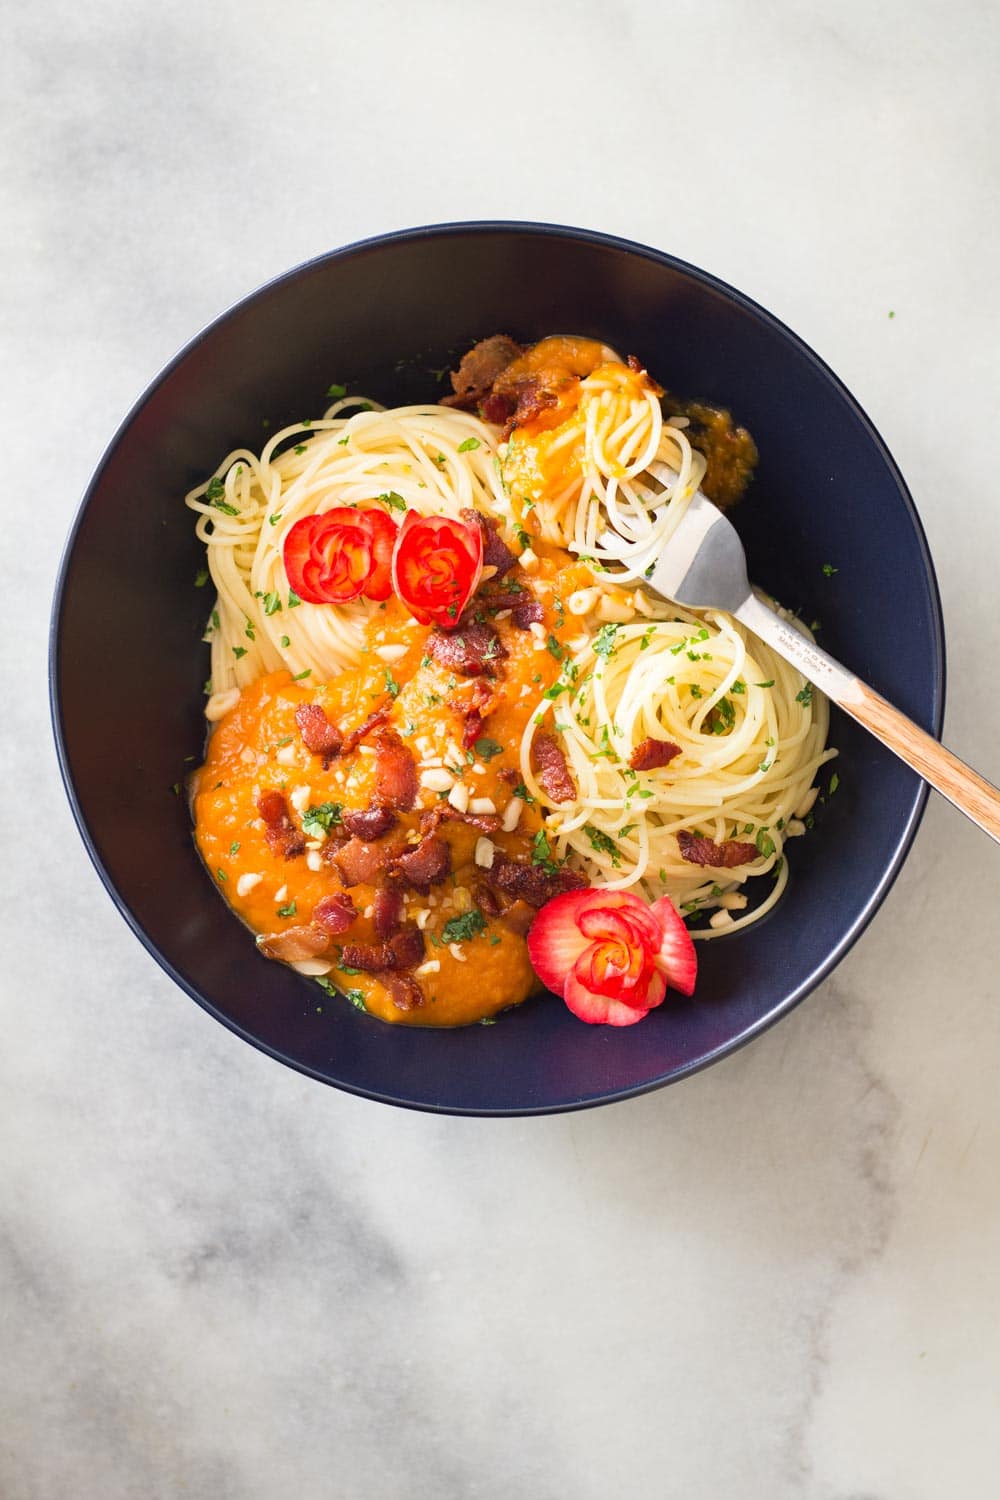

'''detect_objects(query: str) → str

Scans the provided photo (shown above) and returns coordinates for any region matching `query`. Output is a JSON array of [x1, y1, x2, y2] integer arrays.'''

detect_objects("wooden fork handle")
[[735, 591, 1000, 845]]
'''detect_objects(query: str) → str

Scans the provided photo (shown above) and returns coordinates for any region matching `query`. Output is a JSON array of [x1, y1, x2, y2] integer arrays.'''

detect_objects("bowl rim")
[[49, 219, 946, 1114]]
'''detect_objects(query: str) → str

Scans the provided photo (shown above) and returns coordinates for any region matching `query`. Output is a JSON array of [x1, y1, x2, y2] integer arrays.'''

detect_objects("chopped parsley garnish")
[[619, 823, 637, 838], [203, 678, 213, 695], [377, 490, 407, 512], [302, 802, 342, 837], [821, 563, 838, 577], [593, 624, 619, 660], [274, 736, 293, 748], [384, 667, 400, 698], [584, 825, 621, 866], [280, 634, 290, 648], [434, 453, 446, 468], [513, 781, 534, 803], [796, 684, 813, 706], [194, 568, 209, 588], [232, 645, 247, 659], [288, 588, 302, 609], [732, 680, 746, 694], [689, 683, 703, 699], [268, 512, 282, 527], [639, 627, 655, 651], [263, 591, 282, 616], [442, 908, 487, 945], [531, 829, 559, 874], [755, 679, 775, 689], [829, 772, 840, 794], [343, 989, 366, 1010], [473, 737, 504, 761], [292, 668, 311, 681], [516, 528, 532, 548], [755, 829, 776, 859], [457, 437, 481, 453], [216, 869, 227, 883], [546, 634, 565, 662], [707, 697, 735, 734], [229, 841, 240, 855], [293, 443, 308, 455], [326, 382, 347, 399], [244, 619, 256, 641]]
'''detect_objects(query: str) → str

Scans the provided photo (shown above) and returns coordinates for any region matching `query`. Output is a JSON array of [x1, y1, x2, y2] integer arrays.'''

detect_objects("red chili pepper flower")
[[527, 888, 697, 1026], [283, 506, 398, 605], [391, 512, 483, 629]]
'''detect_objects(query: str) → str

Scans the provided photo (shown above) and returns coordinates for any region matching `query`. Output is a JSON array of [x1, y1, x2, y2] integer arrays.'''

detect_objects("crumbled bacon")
[[256, 789, 305, 860], [373, 730, 418, 812], [501, 899, 535, 936], [340, 926, 425, 972], [312, 892, 357, 935], [510, 594, 544, 630], [441, 335, 523, 411], [294, 703, 343, 762], [482, 377, 561, 438], [630, 738, 682, 771], [461, 508, 517, 580], [373, 884, 405, 939], [532, 733, 576, 804], [486, 856, 586, 909], [395, 834, 451, 891], [340, 706, 391, 756], [380, 972, 426, 1011], [331, 837, 396, 887], [420, 804, 502, 837], [426, 621, 507, 678], [341, 806, 398, 841], [472, 881, 500, 918], [257, 923, 330, 962], [677, 831, 759, 868], [460, 677, 496, 750]]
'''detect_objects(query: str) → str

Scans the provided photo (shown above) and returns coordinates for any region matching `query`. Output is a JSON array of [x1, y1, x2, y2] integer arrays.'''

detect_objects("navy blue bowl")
[[50, 222, 944, 1114]]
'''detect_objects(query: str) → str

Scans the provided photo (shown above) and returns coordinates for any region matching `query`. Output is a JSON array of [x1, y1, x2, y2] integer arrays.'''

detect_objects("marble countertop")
[[4, 2, 999, 1495]]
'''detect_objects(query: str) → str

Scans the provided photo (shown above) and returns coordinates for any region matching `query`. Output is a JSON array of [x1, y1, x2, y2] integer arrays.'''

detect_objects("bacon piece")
[[677, 831, 759, 868], [532, 733, 576, 804], [630, 737, 682, 771], [472, 881, 500, 918], [380, 972, 426, 1011], [257, 923, 330, 962], [420, 804, 502, 837], [511, 594, 544, 630], [473, 585, 544, 631], [460, 677, 496, 750], [340, 926, 425, 972], [373, 730, 418, 812], [373, 884, 405, 939], [460, 508, 517, 580], [487, 855, 587, 909], [502, 899, 535, 936], [481, 377, 561, 438], [341, 806, 398, 841], [294, 703, 343, 762], [441, 334, 523, 411], [312, 892, 357, 935], [427, 621, 507, 678], [395, 834, 451, 891], [341, 706, 391, 756], [332, 837, 395, 887], [256, 789, 305, 859]]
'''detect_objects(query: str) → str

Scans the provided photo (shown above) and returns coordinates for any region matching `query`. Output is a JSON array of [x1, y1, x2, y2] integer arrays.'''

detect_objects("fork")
[[641, 468, 1000, 845]]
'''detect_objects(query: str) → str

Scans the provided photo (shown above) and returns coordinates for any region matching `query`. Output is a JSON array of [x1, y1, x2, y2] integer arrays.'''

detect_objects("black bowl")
[[50, 222, 944, 1115]]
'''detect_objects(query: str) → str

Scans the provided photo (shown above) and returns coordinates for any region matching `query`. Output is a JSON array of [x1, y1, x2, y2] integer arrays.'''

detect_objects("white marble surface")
[[3, 1, 1000, 1494]]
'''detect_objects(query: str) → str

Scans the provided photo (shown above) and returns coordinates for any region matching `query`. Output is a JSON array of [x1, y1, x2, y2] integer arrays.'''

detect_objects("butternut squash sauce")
[[192, 578, 583, 1026]]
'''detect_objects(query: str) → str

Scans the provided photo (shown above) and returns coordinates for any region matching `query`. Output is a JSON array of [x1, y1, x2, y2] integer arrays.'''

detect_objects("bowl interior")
[[51, 224, 942, 1113]]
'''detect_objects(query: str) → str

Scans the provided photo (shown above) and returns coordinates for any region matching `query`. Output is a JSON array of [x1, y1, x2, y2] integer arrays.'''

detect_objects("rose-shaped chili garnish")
[[390, 512, 483, 629], [527, 889, 697, 1026], [283, 506, 398, 605]]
